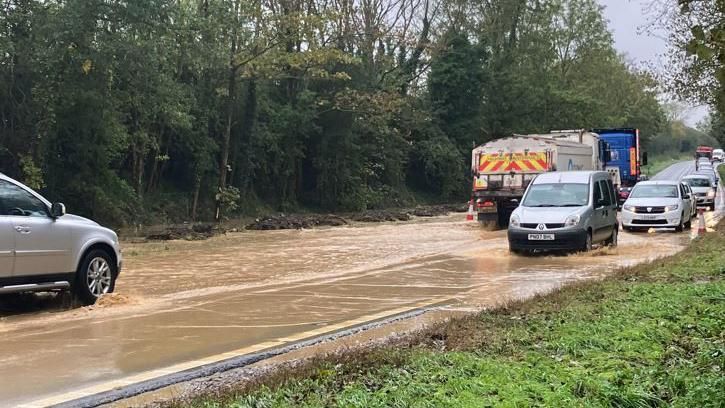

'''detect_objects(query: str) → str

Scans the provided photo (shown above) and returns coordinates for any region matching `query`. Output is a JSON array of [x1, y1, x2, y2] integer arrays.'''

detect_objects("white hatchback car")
[[0, 173, 122, 304], [621, 181, 693, 232]]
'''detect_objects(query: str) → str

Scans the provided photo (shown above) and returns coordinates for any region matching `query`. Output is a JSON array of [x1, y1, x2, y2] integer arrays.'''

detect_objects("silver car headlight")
[[622, 205, 635, 212], [664, 204, 679, 212], [510, 214, 521, 228], [565, 214, 581, 227]]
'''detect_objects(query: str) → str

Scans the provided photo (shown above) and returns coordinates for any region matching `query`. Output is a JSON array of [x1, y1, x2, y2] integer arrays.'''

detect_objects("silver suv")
[[0, 173, 121, 304]]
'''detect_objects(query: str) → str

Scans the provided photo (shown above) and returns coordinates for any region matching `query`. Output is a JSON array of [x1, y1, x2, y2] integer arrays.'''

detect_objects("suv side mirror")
[[51, 202, 66, 218], [642, 152, 648, 166]]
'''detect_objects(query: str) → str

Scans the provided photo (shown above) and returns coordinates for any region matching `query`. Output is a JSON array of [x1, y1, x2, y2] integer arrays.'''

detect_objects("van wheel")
[[582, 231, 592, 252], [606, 227, 618, 247], [73, 249, 116, 305]]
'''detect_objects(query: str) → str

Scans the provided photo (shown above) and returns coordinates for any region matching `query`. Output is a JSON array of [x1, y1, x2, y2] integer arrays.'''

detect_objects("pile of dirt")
[[350, 210, 411, 222], [246, 214, 348, 230], [145, 223, 220, 241], [246, 203, 468, 230]]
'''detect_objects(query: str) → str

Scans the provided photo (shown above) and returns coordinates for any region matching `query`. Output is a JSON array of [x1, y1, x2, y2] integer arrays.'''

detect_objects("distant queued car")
[[712, 148, 724, 162], [621, 180, 693, 232], [617, 186, 632, 207], [695, 170, 719, 191], [683, 175, 717, 211], [680, 182, 697, 217]]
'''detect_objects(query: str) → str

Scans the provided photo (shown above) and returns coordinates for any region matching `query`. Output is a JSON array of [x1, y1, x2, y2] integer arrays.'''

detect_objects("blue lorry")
[[591, 128, 648, 204]]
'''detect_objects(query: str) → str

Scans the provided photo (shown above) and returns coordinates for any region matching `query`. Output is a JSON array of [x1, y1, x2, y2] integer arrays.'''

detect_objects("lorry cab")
[[591, 128, 647, 188], [507, 171, 618, 254]]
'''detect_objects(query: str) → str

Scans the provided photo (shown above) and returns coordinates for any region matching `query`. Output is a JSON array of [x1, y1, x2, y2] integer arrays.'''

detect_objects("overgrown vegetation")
[[1, 0, 672, 227], [664, 0, 725, 146], [186, 223, 725, 407]]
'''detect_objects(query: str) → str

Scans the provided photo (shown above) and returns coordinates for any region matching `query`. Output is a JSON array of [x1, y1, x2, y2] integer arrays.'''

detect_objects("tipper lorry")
[[471, 132, 602, 228]]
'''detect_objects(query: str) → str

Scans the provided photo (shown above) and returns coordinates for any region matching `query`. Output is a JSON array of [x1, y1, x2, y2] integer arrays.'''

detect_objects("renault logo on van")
[[537, 223, 546, 230], [647, 207, 653, 212]]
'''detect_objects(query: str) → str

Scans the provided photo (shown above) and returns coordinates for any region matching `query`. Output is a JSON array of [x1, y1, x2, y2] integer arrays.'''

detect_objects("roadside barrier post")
[[697, 208, 706, 237]]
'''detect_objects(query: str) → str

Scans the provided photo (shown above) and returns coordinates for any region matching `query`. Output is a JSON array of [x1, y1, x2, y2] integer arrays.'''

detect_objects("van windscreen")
[[522, 183, 589, 207]]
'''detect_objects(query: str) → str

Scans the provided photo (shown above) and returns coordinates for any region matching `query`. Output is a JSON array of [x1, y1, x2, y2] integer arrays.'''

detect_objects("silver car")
[[682, 174, 717, 211], [508, 171, 619, 254], [621, 181, 693, 232], [0, 173, 122, 304]]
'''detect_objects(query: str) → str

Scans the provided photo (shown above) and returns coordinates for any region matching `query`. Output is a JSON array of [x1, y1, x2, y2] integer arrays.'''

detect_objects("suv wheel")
[[74, 249, 116, 305]]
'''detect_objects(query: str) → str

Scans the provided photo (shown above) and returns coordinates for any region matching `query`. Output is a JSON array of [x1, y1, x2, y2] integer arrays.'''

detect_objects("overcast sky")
[[597, 0, 709, 126]]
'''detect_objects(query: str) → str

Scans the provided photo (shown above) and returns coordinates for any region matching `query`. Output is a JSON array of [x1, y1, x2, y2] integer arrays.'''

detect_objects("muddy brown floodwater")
[[0, 214, 699, 407]]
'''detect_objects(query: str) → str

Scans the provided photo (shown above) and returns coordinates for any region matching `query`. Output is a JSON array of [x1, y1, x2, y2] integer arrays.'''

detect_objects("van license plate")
[[641, 215, 658, 220], [528, 234, 554, 241]]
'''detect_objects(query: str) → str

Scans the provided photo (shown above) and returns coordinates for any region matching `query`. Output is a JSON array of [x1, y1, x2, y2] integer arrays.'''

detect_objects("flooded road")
[[0, 214, 697, 407]]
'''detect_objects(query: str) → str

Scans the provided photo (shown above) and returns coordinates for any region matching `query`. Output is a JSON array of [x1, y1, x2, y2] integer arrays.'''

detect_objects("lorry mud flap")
[[477, 209, 499, 230]]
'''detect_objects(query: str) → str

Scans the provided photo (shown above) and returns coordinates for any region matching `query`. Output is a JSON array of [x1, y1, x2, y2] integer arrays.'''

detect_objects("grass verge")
[[185, 225, 725, 408]]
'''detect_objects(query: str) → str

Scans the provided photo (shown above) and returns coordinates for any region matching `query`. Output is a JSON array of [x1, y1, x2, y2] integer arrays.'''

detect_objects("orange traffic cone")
[[697, 208, 706, 237], [466, 199, 475, 221]]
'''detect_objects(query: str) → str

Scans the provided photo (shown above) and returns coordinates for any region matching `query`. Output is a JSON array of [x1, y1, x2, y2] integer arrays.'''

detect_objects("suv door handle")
[[14, 225, 31, 233]]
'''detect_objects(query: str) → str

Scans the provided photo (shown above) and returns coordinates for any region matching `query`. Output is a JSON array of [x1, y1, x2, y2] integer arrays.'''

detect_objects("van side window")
[[593, 181, 603, 206], [597, 180, 612, 206], [605, 178, 617, 205]]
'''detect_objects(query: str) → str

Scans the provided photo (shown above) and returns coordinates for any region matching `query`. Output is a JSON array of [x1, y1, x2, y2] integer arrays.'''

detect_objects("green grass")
[[186, 227, 725, 408]]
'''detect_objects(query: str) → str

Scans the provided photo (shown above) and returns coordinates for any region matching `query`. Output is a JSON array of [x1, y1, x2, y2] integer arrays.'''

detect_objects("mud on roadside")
[[246, 203, 467, 231], [123, 203, 467, 241]]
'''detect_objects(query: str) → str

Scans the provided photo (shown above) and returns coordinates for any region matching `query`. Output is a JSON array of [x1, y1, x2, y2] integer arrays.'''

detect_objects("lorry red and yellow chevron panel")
[[478, 152, 548, 173]]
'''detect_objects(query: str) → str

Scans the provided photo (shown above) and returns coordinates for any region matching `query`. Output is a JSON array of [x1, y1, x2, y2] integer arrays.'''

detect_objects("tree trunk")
[[215, 0, 241, 221], [191, 174, 201, 221]]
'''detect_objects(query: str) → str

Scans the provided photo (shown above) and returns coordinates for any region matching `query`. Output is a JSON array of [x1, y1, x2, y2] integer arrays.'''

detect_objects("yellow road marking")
[[19, 297, 450, 408]]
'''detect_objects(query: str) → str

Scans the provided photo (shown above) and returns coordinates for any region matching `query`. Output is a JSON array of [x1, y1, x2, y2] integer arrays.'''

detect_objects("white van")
[[508, 171, 618, 254]]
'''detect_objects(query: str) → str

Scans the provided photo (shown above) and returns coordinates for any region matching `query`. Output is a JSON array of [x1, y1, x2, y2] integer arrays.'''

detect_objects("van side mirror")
[[642, 152, 648, 166], [51, 202, 66, 218]]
